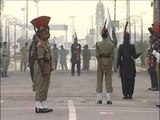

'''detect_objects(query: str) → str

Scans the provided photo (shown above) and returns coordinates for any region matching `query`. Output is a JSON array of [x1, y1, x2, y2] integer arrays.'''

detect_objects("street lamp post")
[[69, 16, 76, 42], [133, 19, 136, 45], [21, 7, 25, 36], [130, 15, 145, 66], [9, 17, 22, 71], [26, 0, 28, 41], [140, 16, 145, 67], [13, 24, 17, 71], [34, 0, 39, 17]]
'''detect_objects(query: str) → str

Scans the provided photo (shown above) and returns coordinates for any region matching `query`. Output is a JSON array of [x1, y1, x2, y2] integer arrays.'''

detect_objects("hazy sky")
[[2, 0, 153, 41]]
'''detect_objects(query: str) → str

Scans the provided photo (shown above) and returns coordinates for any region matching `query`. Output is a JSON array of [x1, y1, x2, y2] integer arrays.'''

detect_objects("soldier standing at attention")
[[82, 44, 91, 71], [151, 22, 160, 107], [30, 16, 53, 113], [147, 35, 159, 91], [71, 35, 81, 76], [59, 45, 68, 70], [96, 20, 114, 105], [117, 22, 141, 99], [1, 42, 10, 77], [52, 44, 59, 70], [20, 42, 28, 71]]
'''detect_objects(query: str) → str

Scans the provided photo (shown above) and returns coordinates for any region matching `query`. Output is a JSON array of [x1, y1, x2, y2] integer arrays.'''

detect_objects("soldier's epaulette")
[[37, 40, 45, 48]]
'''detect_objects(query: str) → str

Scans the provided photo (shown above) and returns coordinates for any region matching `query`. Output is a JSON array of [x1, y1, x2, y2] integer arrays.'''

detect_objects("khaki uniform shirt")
[[96, 37, 114, 66]]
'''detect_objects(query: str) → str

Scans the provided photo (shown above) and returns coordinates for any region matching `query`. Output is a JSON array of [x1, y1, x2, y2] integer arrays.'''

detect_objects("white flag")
[[106, 7, 117, 45]]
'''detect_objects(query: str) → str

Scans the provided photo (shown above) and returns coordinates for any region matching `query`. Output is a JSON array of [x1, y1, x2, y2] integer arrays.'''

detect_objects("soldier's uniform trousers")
[[2, 56, 9, 72], [156, 63, 160, 89], [96, 64, 113, 93], [34, 60, 51, 101], [20, 56, 28, 71]]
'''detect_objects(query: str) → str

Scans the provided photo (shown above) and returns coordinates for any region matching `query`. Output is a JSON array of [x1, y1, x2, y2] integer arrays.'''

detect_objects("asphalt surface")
[[1, 67, 159, 120]]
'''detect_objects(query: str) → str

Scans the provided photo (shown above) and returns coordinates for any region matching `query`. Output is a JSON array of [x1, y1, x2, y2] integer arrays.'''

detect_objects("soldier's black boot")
[[106, 93, 112, 105], [96, 93, 102, 104], [156, 104, 160, 107], [123, 96, 128, 99], [44, 108, 53, 112], [128, 96, 132, 99], [97, 100, 102, 104], [35, 107, 47, 113], [107, 101, 112, 105], [41, 101, 53, 113], [35, 101, 46, 113]]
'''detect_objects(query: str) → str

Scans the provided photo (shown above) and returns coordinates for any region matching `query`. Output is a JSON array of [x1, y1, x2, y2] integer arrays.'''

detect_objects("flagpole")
[[26, 0, 28, 41], [114, 0, 116, 21]]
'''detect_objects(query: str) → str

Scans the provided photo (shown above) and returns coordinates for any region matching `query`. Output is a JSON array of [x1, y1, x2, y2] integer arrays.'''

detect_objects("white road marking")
[[76, 106, 159, 113], [1, 105, 158, 114], [100, 112, 114, 115], [68, 100, 77, 120], [0, 100, 4, 103]]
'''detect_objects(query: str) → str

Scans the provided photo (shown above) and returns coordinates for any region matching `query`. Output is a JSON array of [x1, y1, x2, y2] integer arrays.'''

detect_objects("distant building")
[[96, 0, 105, 42]]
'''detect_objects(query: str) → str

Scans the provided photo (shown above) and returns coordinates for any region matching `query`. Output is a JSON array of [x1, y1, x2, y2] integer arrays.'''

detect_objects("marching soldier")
[[117, 22, 141, 99], [1, 42, 9, 77], [30, 16, 53, 113], [150, 22, 160, 107], [82, 44, 91, 71], [96, 20, 114, 105], [52, 44, 59, 70], [59, 45, 68, 70], [71, 35, 81, 76], [20, 42, 28, 71]]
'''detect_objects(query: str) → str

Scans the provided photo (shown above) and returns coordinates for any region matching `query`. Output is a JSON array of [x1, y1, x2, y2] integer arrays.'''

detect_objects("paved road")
[[1, 69, 159, 120]]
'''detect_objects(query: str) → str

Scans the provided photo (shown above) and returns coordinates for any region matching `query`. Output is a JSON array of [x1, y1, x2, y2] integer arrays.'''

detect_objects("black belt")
[[99, 55, 111, 58], [99, 56, 111, 58], [3, 55, 9, 57]]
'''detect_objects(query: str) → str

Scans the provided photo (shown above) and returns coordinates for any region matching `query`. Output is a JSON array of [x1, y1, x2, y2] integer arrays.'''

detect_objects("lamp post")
[[21, 7, 25, 36], [140, 16, 145, 67], [2, 15, 14, 63], [69, 16, 76, 42], [133, 19, 136, 45], [130, 15, 145, 66], [9, 17, 22, 71], [13, 23, 17, 71], [34, 0, 39, 17], [26, 0, 28, 41]]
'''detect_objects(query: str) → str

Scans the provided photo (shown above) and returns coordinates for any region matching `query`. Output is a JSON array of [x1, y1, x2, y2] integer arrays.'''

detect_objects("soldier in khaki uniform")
[[31, 16, 53, 113], [52, 44, 59, 70], [2, 42, 10, 77], [59, 45, 68, 70], [20, 42, 28, 71], [96, 22, 114, 105], [82, 44, 91, 71]]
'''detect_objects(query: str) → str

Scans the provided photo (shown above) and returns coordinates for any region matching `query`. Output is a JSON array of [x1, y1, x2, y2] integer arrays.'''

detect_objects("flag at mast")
[[105, 7, 117, 46]]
